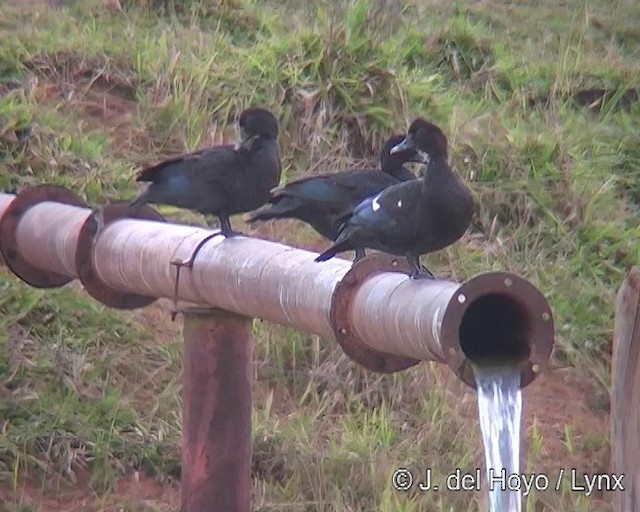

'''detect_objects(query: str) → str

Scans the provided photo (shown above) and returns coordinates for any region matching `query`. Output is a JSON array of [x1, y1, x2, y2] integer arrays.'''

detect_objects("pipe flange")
[[0, 184, 88, 288], [76, 201, 166, 310], [440, 272, 555, 388], [330, 252, 421, 373]]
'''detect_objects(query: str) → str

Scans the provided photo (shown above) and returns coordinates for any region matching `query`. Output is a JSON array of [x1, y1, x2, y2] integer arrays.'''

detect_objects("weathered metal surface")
[[330, 252, 420, 373], [181, 309, 252, 512], [0, 185, 88, 287], [91, 219, 348, 340], [88, 218, 555, 388], [339, 269, 554, 388], [75, 201, 165, 309], [439, 272, 555, 388], [0, 187, 556, 388]]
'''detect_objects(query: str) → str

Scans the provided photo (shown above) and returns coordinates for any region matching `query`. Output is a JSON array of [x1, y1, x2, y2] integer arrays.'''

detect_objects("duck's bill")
[[389, 137, 413, 155], [234, 134, 249, 151], [234, 127, 257, 151]]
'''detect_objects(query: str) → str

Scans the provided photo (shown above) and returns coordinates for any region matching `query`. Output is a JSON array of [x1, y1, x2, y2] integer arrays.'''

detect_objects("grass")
[[1, 0, 639, 509]]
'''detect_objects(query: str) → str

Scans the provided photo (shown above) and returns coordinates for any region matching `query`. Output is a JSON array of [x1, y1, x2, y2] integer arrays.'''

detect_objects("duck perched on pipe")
[[315, 119, 475, 279]]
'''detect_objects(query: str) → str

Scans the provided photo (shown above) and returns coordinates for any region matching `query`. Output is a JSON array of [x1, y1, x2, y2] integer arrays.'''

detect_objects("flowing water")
[[473, 364, 523, 512]]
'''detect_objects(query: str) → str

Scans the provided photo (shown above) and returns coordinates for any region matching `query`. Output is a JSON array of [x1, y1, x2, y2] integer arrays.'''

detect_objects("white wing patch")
[[396, 199, 403, 208], [371, 193, 382, 212]]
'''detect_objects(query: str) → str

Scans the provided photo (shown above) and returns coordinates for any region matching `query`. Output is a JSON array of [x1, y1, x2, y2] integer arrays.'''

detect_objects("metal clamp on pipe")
[[331, 253, 422, 373], [0, 184, 88, 288], [169, 230, 229, 320], [75, 201, 166, 310]]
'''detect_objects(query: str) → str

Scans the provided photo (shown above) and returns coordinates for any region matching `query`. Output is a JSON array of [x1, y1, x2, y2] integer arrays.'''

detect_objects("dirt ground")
[[0, 327, 608, 509]]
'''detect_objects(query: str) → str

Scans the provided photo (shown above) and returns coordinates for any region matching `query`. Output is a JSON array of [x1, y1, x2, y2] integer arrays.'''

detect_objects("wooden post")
[[612, 266, 640, 511], [181, 308, 252, 512]]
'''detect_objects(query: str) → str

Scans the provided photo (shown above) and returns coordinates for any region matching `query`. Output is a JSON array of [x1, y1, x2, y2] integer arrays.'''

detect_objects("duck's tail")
[[315, 233, 354, 262], [128, 190, 150, 210], [245, 201, 291, 223], [314, 244, 340, 262]]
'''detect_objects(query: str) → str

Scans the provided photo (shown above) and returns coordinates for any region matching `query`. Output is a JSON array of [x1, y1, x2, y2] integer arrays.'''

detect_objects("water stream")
[[473, 364, 523, 512]]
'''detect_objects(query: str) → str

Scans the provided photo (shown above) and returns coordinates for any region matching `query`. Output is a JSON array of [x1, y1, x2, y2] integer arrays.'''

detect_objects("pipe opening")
[[459, 293, 531, 366]]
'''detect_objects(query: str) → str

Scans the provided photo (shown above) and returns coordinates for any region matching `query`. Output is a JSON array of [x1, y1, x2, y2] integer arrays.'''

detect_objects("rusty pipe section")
[[345, 269, 553, 387], [90, 218, 349, 340], [0, 186, 90, 288], [0, 186, 555, 388], [16, 202, 89, 277]]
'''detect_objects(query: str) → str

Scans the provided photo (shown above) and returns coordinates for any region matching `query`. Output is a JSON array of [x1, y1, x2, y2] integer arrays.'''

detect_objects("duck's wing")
[[270, 168, 395, 205], [135, 146, 235, 182]]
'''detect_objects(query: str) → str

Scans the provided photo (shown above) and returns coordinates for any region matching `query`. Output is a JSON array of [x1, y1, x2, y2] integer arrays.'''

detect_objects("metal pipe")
[[15, 202, 89, 277], [0, 186, 555, 388], [0, 185, 89, 288], [181, 308, 252, 512], [91, 219, 347, 340], [345, 268, 553, 387]]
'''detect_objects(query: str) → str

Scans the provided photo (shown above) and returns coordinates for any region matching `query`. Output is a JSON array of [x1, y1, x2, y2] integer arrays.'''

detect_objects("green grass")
[[1, 0, 639, 509]]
